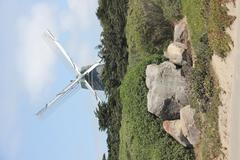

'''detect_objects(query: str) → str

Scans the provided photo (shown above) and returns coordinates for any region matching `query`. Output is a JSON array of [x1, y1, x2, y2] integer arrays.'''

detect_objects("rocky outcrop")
[[180, 105, 200, 146], [163, 106, 200, 147], [164, 18, 188, 66], [164, 42, 187, 65], [163, 120, 192, 147], [146, 62, 188, 120], [174, 17, 188, 43], [146, 17, 198, 148]]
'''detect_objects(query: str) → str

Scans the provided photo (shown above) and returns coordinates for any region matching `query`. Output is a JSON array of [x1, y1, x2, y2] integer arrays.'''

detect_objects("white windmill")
[[36, 30, 104, 116]]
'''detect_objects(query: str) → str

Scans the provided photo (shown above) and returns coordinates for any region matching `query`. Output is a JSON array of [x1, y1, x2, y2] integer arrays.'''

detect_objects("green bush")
[[207, 0, 235, 57], [126, 0, 173, 65], [119, 55, 195, 160], [152, 0, 182, 21], [96, 0, 129, 159], [181, 0, 224, 158]]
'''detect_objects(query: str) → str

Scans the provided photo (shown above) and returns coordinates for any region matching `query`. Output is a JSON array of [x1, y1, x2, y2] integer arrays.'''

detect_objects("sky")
[[0, 0, 107, 160]]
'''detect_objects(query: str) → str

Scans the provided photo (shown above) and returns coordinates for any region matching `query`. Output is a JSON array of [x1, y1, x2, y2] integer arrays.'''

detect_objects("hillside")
[[95, 0, 235, 159]]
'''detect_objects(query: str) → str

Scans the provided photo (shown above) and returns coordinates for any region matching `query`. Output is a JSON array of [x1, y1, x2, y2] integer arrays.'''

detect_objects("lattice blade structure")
[[83, 79, 101, 103], [43, 30, 81, 75], [36, 77, 81, 116]]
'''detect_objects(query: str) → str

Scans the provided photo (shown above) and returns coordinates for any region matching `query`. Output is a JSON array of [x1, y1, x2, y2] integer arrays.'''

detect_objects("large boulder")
[[164, 42, 187, 65], [146, 62, 188, 120], [163, 106, 200, 147], [180, 105, 200, 146], [163, 120, 192, 147]]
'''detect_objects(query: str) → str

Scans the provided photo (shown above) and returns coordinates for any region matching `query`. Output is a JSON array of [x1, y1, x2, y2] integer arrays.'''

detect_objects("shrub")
[[152, 0, 182, 21], [126, 0, 173, 65], [207, 0, 236, 57], [119, 55, 195, 160]]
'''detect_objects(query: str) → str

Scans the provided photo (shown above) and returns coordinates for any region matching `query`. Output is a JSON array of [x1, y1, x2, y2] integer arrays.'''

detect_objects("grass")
[[119, 55, 195, 160], [181, 0, 234, 159], [207, 0, 236, 57], [119, 0, 196, 159], [152, 0, 183, 22], [181, 0, 206, 50], [96, 0, 235, 159], [126, 0, 173, 66]]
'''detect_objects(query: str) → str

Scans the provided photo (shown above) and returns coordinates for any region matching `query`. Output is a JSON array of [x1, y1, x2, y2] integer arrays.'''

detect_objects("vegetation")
[[152, 0, 183, 21], [207, 0, 236, 57], [95, 0, 128, 159], [95, 0, 235, 159], [126, 0, 173, 65], [95, 102, 109, 131], [181, 0, 234, 159], [119, 55, 195, 160]]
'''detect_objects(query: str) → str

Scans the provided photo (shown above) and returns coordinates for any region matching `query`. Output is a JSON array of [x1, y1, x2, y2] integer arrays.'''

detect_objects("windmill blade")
[[84, 79, 102, 103], [36, 77, 81, 116], [42, 30, 81, 75]]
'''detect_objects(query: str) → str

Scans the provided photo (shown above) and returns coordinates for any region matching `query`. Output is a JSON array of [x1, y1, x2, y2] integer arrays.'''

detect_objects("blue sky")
[[0, 0, 107, 160]]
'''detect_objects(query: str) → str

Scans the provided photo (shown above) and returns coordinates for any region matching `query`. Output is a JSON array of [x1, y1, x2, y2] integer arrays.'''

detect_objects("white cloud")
[[61, 0, 100, 69], [17, 1, 100, 102], [67, 41, 98, 67], [0, 70, 22, 160], [15, 0, 102, 113], [17, 3, 58, 101], [60, 0, 98, 31]]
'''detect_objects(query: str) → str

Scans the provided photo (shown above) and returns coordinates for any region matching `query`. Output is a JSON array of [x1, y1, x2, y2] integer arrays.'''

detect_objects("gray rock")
[[180, 105, 200, 146], [146, 62, 188, 119], [163, 106, 200, 147], [163, 120, 192, 147], [174, 17, 188, 43], [164, 42, 187, 65]]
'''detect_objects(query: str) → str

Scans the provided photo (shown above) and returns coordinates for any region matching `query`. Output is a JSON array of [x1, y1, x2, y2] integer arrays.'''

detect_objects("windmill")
[[35, 30, 104, 116]]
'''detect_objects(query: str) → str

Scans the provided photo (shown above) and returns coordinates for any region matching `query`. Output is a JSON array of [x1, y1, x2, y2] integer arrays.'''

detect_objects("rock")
[[180, 105, 200, 146], [163, 120, 192, 147], [164, 42, 187, 65], [163, 106, 200, 147], [146, 62, 188, 119], [174, 17, 188, 43]]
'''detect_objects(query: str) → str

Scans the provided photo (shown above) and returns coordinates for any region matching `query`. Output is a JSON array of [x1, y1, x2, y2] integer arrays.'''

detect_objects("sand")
[[211, 1, 240, 159]]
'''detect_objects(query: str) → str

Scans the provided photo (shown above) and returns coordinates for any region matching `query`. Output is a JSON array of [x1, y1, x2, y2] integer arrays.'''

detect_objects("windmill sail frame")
[[36, 30, 104, 116]]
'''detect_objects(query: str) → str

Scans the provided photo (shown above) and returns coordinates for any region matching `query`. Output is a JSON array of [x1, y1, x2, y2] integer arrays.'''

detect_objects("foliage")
[[126, 0, 173, 65], [206, 0, 236, 57], [189, 33, 222, 160], [119, 55, 195, 160], [180, 0, 233, 158], [95, 0, 234, 159], [95, 102, 109, 131], [152, 0, 183, 21], [96, 0, 129, 159], [181, 0, 206, 50], [182, 0, 235, 58]]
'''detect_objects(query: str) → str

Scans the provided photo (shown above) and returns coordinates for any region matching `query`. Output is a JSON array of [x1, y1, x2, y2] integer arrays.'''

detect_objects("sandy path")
[[229, 0, 240, 159], [211, 1, 240, 159]]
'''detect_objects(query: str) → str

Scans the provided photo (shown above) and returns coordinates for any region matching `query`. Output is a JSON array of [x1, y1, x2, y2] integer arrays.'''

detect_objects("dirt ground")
[[211, 1, 240, 159]]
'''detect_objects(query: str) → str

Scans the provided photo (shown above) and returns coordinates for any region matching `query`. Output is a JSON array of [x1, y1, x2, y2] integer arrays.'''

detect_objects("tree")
[[95, 102, 109, 131]]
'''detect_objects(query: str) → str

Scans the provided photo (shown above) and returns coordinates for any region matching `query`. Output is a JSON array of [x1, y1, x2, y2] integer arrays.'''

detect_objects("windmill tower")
[[36, 30, 104, 116]]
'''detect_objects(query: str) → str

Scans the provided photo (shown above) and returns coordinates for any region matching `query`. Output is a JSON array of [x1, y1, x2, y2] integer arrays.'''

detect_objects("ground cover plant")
[[207, 0, 236, 57], [152, 0, 182, 21], [95, 0, 235, 159], [126, 0, 173, 65], [119, 55, 195, 160], [181, 0, 235, 159]]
